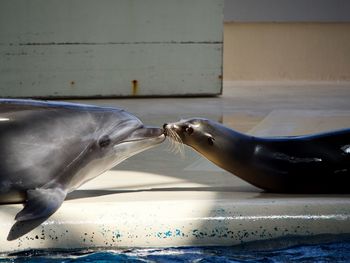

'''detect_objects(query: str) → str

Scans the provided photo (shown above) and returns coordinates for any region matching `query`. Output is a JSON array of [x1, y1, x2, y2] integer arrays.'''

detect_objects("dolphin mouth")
[[119, 126, 165, 143]]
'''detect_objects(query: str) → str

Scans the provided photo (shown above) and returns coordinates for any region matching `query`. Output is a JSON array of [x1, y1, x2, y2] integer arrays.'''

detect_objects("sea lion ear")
[[206, 134, 215, 145]]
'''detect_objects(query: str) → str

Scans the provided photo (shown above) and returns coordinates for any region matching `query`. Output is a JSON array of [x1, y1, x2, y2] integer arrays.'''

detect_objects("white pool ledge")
[[1, 109, 350, 253]]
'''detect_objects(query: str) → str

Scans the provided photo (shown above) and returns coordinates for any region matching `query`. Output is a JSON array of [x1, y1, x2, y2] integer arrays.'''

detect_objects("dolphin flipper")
[[15, 188, 67, 222]]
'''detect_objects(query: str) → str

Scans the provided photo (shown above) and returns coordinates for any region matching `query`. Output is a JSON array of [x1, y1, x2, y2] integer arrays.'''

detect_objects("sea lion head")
[[163, 118, 224, 160]]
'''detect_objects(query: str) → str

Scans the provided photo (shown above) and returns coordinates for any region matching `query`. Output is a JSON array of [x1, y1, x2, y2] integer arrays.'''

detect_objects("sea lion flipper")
[[15, 188, 67, 222]]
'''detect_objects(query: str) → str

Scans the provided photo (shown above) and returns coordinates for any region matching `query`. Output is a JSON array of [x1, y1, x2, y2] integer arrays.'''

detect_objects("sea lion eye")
[[186, 127, 194, 135], [98, 135, 111, 148]]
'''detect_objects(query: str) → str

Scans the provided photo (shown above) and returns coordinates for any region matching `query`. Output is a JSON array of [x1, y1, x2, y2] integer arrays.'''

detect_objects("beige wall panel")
[[224, 23, 350, 81]]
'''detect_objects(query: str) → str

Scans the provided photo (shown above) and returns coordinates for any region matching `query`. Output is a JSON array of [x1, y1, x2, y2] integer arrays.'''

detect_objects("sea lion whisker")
[[165, 127, 185, 157], [168, 129, 183, 154]]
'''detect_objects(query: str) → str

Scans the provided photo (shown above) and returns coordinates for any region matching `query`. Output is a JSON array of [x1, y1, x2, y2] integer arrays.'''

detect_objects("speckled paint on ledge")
[[1, 190, 350, 252]]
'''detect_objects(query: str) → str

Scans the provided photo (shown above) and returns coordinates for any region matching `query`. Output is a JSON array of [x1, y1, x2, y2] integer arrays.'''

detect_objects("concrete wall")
[[224, 0, 350, 22], [224, 22, 350, 81], [0, 0, 224, 98], [223, 0, 350, 81]]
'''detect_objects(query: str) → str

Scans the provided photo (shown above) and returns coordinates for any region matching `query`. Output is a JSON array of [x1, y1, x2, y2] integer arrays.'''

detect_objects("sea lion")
[[164, 118, 350, 193], [0, 99, 165, 222]]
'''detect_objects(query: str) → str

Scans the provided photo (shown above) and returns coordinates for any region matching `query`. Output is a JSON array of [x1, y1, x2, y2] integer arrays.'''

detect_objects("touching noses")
[[163, 123, 194, 135], [163, 123, 181, 131]]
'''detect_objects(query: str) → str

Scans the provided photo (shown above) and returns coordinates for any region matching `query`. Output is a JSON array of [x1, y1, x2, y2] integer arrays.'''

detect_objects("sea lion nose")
[[163, 122, 181, 131]]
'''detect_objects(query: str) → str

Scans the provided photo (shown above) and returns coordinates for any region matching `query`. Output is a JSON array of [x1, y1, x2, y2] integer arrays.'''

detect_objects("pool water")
[[1, 241, 350, 263]]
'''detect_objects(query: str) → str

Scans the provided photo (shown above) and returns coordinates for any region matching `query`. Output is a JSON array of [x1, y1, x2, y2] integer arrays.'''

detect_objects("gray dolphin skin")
[[0, 99, 165, 222], [165, 118, 350, 193]]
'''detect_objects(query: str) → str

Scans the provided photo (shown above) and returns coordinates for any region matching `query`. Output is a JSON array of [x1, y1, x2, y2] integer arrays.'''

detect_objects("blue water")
[[2, 241, 350, 263]]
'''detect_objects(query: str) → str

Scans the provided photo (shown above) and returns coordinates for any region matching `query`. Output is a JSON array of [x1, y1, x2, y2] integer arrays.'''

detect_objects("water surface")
[[2, 241, 350, 262]]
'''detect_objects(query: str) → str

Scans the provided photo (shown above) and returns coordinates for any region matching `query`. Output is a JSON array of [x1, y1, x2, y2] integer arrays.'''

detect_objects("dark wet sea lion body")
[[0, 99, 165, 221], [165, 118, 350, 193]]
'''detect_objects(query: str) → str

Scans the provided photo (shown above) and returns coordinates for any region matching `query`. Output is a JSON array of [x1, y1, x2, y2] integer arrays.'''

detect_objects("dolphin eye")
[[98, 135, 111, 148], [186, 127, 194, 135]]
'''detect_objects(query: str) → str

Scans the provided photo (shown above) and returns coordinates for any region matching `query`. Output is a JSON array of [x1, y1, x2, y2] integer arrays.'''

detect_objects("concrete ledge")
[[1, 184, 350, 251]]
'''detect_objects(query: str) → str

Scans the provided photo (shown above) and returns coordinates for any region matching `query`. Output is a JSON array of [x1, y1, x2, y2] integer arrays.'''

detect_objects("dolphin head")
[[67, 110, 165, 190], [94, 111, 165, 167], [110, 125, 165, 162]]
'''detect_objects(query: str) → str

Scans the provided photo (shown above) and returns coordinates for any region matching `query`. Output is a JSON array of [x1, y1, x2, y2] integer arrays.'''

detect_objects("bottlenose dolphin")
[[0, 99, 165, 222]]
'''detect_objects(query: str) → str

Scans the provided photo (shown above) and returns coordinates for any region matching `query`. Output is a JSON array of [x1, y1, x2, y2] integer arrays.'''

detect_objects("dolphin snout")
[[144, 127, 164, 137], [127, 126, 165, 141]]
